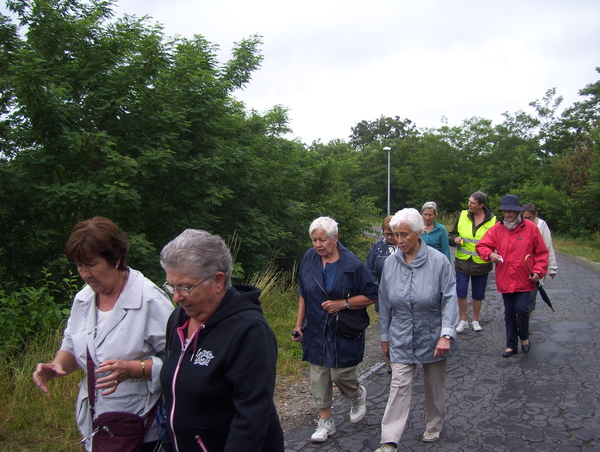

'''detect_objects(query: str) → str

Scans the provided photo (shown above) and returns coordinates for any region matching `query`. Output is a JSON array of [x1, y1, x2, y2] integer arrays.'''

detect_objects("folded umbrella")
[[525, 254, 555, 312]]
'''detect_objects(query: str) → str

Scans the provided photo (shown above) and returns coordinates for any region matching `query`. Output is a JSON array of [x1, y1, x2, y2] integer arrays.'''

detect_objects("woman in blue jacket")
[[293, 216, 378, 443]]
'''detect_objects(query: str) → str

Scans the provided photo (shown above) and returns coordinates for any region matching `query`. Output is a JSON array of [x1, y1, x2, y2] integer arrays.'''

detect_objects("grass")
[[553, 234, 600, 263], [0, 328, 83, 451]]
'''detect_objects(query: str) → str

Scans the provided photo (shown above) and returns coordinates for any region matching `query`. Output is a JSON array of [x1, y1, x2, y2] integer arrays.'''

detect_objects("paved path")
[[284, 253, 600, 451]]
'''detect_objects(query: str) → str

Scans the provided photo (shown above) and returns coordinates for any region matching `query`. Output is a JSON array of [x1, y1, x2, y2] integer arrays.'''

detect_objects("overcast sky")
[[8, 1, 600, 144]]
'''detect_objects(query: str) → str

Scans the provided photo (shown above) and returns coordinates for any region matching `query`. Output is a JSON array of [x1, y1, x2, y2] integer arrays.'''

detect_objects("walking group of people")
[[295, 192, 554, 452], [30, 191, 556, 451]]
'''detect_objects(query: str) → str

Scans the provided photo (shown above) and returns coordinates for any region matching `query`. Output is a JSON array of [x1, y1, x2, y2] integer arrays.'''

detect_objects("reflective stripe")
[[457, 246, 478, 256]]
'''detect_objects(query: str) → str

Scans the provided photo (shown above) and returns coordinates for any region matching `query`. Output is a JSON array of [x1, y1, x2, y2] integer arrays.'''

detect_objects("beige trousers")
[[309, 364, 360, 409], [380, 360, 447, 444]]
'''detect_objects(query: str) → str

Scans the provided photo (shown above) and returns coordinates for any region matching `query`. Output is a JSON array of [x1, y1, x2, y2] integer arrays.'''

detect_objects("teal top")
[[422, 220, 451, 261]]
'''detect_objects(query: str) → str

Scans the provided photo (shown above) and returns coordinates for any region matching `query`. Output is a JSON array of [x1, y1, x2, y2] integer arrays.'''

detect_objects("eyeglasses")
[[163, 276, 210, 297], [383, 232, 398, 238]]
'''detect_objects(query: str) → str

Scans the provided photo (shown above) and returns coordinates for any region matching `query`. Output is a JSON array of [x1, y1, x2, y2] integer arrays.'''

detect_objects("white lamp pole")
[[383, 146, 391, 216]]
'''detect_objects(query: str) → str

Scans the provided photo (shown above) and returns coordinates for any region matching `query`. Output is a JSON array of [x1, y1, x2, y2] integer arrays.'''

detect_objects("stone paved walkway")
[[284, 253, 600, 451]]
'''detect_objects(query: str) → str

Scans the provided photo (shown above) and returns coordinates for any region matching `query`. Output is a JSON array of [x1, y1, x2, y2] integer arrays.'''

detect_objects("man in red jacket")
[[476, 195, 548, 358]]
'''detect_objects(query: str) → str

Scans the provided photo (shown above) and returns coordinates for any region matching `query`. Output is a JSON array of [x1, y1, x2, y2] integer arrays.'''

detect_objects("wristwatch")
[[345, 298, 350, 309], [443, 335, 452, 340]]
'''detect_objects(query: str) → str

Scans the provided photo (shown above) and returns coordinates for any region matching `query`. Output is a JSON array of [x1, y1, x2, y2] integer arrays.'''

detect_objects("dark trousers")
[[502, 291, 531, 350]]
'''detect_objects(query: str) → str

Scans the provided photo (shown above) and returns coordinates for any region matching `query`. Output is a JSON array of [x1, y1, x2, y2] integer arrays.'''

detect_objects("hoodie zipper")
[[170, 322, 204, 452]]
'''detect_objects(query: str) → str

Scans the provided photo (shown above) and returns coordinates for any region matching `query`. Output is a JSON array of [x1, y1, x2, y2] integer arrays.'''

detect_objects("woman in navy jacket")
[[293, 216, 378, 443]]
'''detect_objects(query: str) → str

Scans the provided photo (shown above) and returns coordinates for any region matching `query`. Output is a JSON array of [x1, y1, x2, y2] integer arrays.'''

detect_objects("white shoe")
[[472, 321, 482, 332], [456, 320, 469, 333], [350, 384, 367, 423], [311, 418, 336, 442], [374, 444, 397, 452], [422, 430, 441, 442]]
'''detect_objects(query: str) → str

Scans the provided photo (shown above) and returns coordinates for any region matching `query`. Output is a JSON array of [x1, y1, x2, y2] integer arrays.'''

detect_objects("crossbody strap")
[[86, 347, 96, 418]]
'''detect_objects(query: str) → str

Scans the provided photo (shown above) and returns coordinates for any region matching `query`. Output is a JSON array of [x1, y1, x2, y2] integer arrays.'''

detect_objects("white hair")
[[309, 216, 338, 239], [390, 208, 425, 234]]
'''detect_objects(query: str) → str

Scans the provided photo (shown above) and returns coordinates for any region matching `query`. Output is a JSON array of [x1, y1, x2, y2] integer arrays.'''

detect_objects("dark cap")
[[498, 195, 524, 212]]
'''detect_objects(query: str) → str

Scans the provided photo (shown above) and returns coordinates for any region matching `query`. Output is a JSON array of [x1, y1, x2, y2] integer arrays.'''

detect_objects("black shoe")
[[521, 341, 530, 353], [502, 348, 518, 358]]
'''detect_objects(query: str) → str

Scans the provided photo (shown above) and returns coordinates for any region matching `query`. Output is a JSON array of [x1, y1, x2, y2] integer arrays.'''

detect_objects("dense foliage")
[[0, 1, 599, 342]]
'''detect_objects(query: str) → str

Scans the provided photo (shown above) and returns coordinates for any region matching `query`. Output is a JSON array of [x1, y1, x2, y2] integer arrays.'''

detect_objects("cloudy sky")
[[8, 1, 600, 144]]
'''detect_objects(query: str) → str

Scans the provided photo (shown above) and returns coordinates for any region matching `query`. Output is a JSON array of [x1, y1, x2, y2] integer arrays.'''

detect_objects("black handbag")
[[333, 310, 370, 339]]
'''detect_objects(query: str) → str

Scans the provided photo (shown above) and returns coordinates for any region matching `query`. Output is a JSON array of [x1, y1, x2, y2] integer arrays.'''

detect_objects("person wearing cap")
[[476, 195, 549, 357], [448, 191, 496, 333]]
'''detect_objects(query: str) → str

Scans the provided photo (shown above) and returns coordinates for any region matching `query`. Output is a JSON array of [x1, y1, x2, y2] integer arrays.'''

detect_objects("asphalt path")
[[284, 252, 600, 451]]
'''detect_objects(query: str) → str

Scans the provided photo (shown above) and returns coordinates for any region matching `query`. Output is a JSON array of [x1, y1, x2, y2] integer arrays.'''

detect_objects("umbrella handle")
[[524, 254, 534, 275]]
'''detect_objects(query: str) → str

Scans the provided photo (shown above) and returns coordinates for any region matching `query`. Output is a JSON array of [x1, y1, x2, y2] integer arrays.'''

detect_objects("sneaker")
[[472, 320, 482, 332], [311, 418, 336, 443], [456, 320, 469, 333], [422, 430, 441, 442], [374, 444, 397, 452], [350, 384, 367, 423]]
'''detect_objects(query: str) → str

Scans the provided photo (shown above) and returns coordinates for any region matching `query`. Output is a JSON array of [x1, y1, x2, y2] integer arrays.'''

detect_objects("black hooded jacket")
[[160, 284, 284, 452]]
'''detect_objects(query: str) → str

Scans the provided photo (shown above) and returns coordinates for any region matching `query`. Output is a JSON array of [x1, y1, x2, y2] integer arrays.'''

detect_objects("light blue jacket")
[[379, 240, 459, 364]]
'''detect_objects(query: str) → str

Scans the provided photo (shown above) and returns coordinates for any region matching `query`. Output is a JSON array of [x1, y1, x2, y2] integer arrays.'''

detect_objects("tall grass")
[[250, 264, 307, 380], [0, 327, 82, 451]]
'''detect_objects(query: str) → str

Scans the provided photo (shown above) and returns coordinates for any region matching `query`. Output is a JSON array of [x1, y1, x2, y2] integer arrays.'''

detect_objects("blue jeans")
[[502, 292, 531, 350]]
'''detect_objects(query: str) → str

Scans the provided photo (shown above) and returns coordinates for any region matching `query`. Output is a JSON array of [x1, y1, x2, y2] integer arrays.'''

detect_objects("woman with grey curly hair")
[[159, 229, 284, 452]]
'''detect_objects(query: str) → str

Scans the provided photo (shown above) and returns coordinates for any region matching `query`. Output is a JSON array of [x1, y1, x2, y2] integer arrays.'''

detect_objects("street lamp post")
[[383, 146, 391, 216]]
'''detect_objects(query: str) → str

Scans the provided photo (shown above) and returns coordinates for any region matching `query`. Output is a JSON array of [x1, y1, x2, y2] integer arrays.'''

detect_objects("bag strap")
[[86, 347, 96, 418]]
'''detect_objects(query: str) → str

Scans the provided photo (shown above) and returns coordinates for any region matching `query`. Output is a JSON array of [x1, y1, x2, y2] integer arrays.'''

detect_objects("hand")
[[292, 327, 303, 342], [321, 299, 345, 314], [489, 252, 504, 264], [454, 237, 463, 245], [529, 273, 541, 283], [434, 337, 451, 356], [33, 362, 67, 397], [550, 274, 556, 279], [380, 341, 390, 358], [96, 359, 133, 396]]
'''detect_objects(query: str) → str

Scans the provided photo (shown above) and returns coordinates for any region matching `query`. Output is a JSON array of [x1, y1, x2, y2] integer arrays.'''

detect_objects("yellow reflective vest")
[[455, 210, 496, 264]]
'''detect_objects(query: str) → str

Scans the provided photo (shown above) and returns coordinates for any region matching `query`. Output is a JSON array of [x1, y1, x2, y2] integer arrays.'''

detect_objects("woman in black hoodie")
[[159, 229, 284, 452]]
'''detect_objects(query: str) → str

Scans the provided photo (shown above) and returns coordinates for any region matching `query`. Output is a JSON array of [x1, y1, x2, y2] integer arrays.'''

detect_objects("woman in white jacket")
[[33, 217, 173, 451], [522, 203, 557, 315]]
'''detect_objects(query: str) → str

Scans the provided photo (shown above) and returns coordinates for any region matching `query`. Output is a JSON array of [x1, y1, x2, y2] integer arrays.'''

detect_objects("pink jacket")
[[476, 219, 549, 293]]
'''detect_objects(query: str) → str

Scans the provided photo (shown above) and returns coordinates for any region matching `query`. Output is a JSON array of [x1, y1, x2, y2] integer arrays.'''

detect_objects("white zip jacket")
[[60, 268, 173, 450]]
